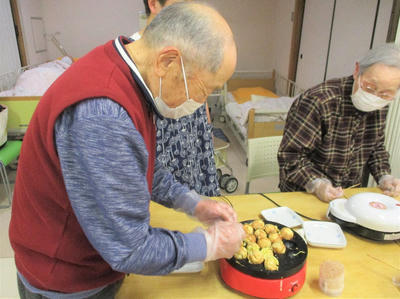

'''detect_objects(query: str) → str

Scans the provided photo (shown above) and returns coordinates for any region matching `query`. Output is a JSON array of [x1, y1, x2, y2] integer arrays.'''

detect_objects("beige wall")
[[204, 0, 276, 74], [204, 0, 295, 76], [41, 0, 144, 59], [16, 0, 295, 77]]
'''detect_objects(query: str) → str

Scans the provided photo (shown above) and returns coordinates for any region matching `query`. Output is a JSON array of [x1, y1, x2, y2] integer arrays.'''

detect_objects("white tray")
[[171, 261, 204, 274], [261, 206, 304, 228], [302, 221, 347, 248]]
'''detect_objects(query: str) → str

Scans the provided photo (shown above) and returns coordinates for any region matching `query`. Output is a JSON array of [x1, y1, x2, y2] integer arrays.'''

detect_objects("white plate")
[[302, 221, 347, 248], [171, 261, 204, 274], [261, 206, 304, 228]]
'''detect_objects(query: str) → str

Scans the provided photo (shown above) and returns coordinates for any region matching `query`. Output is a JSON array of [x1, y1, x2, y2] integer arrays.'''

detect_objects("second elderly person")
[[132, 0, 220, 197], [278, 43, 400, 202]]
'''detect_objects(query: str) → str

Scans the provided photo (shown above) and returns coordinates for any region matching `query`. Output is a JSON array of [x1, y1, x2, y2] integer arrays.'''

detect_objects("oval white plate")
[[261, 206, 304, 228]]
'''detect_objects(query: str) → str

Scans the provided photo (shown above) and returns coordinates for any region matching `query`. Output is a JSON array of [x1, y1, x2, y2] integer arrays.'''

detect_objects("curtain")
[[368, 97, 400, 186]]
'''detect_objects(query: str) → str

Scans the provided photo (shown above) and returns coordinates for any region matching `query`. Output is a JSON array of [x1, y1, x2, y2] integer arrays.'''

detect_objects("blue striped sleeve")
[[54, 98, 206, 275]]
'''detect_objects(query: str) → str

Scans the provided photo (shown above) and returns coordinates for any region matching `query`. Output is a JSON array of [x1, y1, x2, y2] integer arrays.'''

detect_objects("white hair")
[[142, 2, 228, 73], [359, 43, 400, 74]]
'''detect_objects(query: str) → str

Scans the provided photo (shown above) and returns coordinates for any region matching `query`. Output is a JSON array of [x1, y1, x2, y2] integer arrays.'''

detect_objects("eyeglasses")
[[359, 76, 398, 101]]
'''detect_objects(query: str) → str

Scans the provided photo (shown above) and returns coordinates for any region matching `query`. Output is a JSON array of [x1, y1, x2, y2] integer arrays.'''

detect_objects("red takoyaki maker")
[[220, 220, 308, 299]]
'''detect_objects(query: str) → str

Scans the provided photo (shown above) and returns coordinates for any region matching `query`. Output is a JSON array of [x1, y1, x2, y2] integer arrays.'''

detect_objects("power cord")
[[258, 193, 319, 221], [220, 195, 234, 209]]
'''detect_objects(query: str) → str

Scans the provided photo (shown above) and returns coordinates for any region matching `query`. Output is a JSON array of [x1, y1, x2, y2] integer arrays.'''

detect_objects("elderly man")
[[132, 0, 220, 196], [278, 43, 400, 202], [9, 3, 243, 298]]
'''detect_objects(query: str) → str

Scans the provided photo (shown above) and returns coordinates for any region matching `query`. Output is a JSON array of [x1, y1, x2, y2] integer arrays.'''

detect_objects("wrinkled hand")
[[203, 221, 245, 261], [305, 178, 343, 203], [194, 199, 237, 225], [379, 175, 400, 197]]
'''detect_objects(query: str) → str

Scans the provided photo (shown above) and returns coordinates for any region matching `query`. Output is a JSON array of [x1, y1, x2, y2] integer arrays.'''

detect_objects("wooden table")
[[117, 188, 400, 298]]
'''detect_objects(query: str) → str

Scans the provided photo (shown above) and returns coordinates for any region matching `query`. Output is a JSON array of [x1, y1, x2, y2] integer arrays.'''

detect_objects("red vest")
[[9, 39, 156, 292]]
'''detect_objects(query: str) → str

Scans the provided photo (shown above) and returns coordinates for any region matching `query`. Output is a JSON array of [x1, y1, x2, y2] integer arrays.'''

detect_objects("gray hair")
[[142, 2, 228, 73], [359, 43, 400, 74]]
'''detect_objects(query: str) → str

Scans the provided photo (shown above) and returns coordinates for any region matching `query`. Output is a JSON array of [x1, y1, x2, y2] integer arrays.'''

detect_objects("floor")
[[0, 121, 279, 298], [0, 168, 18, 299], [214, 119, 279, 195]]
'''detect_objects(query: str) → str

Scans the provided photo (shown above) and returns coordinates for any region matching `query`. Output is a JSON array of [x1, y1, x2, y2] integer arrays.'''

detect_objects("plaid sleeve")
[[367, 109, 391, 182], [278, 94, 327, 191]]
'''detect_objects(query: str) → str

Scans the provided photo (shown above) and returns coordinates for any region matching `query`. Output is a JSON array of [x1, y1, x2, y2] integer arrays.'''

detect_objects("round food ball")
[[268, 232, 281, 243], [234, 246, 248, 260], [280, 227, 294, 240], [252, 219, 265, 230], [260, 247, 274, 259], [264, 224, 279, 234], [243, 224, 254, 235], [257, 238, 272, 249], [248, 249, 264, 264], [272, 241, 286, 254], [264, 255, 279, 271], [254, 229, 267, 240], [244, 234, 257, 244], [246, 242, 260, 254]]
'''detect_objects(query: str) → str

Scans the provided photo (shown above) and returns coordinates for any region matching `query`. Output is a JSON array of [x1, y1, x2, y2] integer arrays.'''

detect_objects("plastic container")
[[393, 272, 400, 287], [319, 260, 344, 296]]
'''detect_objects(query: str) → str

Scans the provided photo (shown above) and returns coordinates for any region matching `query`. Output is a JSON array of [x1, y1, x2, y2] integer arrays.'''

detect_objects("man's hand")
[[305, 178, 344, 202], [379, 175, 400, 197], [203, 221, 245, 261], [194, 199, 237, 225]]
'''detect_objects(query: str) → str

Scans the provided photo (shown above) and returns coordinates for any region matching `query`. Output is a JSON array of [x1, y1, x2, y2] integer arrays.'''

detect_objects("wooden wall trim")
[[288, 0, 305, 82], [10, 0, 27, 67], [387, 0, 400, 42]]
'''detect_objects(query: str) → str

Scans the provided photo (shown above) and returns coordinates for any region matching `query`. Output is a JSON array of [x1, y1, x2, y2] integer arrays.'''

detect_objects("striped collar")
[[113, 36, 162, 118]]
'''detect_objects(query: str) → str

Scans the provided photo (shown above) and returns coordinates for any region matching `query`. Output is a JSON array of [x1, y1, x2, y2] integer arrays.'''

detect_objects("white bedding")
[[225, 92, 296, 127], [0, 56, 72, 97]]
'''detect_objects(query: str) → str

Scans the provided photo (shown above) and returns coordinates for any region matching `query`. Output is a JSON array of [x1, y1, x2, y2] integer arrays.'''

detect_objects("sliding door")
[[296, 0, 393, 90], [0, 0, 21, 74], [295, 0, 334, 90], [325, 0, 378, 80]]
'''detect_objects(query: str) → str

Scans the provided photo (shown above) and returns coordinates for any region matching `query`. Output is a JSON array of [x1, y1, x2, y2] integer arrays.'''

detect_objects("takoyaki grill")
[[220, 220, 308, 298]]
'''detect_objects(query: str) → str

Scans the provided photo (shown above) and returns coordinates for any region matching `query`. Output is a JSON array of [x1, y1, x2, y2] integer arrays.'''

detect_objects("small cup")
[[393, 272, 400, 287], [319, 260, 345, 296]]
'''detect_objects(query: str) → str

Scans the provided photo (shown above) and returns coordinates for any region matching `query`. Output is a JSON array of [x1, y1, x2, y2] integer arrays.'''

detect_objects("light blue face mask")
[[154, 56, 203, 119]]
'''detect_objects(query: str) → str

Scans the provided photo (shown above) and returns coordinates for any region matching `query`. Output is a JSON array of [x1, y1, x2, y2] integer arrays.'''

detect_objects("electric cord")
[[219, 195, 234, 209], [257, 193, 319, 221]]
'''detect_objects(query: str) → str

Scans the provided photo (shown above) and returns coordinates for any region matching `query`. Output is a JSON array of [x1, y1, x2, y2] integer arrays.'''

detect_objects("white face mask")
[[154, 56, 203, 119], [351, 76, 391, 112]]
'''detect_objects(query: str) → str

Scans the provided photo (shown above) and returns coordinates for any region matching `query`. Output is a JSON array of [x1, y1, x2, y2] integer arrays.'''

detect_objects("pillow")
[[231, 87, 278, 104], [251, 94, 277, 103]]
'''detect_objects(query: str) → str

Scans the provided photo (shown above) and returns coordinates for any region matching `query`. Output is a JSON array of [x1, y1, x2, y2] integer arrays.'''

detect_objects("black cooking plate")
[[226, 220, 308, 279]]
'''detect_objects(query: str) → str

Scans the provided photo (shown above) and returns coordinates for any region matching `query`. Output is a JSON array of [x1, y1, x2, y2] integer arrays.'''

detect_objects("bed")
[[0, 57, 73, 138], [221, 70, 304, 155]]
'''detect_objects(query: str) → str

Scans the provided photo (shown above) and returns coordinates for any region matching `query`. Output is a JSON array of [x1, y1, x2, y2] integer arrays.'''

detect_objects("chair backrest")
[[0, 97, 39, 137], [247, 136, 282, 182]]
